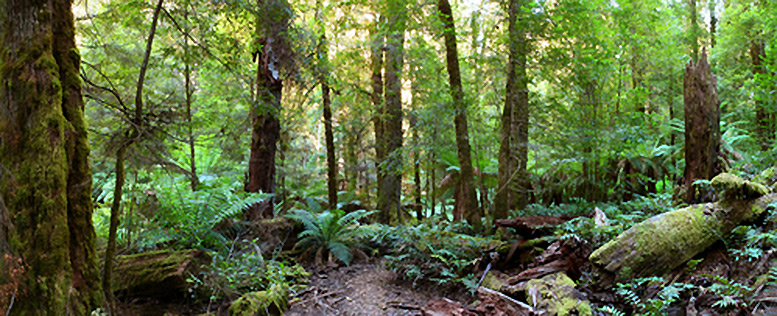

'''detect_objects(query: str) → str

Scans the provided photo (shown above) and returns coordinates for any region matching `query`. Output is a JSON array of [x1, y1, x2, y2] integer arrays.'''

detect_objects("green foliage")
[[615, 277, 696, 316], [551, 194, 673, 248], [197, 248, 309, 300], [369, 221, 487, 290], [286, 208, 375, 265], [705, 274, 753, 310], [728, 225, 777, 262], [92, 174, 269, 252]]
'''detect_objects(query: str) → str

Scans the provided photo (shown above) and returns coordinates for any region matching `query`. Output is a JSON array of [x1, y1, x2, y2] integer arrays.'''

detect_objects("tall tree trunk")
[[103, 0, 164, 311], [184, 12, 199, 191], [495, 0, 529, 220], [245, 4, 285, 219], [438, 0, 480, 228], [381, 0, 406, 223], [709, 3, 717, 49], [0, 0, 103, 313], [689, 0, 699, 61], [751, 39, 770, 150], [410, 75, 424, 220], [370, 16, 388, 222], [245, 57, 282, 220], [684, 50, 720, 203], [317, 0, 337, 209]]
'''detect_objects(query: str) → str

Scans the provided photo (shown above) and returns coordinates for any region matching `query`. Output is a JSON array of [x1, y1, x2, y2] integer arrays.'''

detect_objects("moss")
[[481, 271, 507, 291], [712, 173, 769, 200], [113, 249, 210, 296], [524, 273, 592, 316], [591, 195, 777, 281], [229, 284, 288, 316], [753, 166, 777, 188]]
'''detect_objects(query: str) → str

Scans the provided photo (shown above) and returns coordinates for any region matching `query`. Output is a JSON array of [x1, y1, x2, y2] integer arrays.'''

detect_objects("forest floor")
[[115, 259, 464, 316], [286, 259, 465, 316]]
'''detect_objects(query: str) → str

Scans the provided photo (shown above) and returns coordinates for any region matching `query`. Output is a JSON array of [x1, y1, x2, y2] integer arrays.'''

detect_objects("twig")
[[386, 302, 420, 310], [5, 289, 16, 316]]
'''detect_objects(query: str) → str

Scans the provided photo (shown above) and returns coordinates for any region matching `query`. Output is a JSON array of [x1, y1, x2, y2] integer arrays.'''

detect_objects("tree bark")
[[245, 5, 286, 219], [438, 0, 480, 228], [495, 0, 529, 220], [317, 0, 337, 209], [683, 50, 720, 203], [689, 0, 699, 61], [183, 11, 199, 191], [370, 16, 388, 222], [751, 39, 770, 150], [381, 0, 406, 223], [0, 0, 103, 313]]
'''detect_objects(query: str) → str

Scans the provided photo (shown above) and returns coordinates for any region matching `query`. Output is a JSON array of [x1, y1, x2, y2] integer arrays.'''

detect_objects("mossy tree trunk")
[[0, 0, 103, 313], [591, 193, 776, 282], [683, 50, 720, 204], [438, 0, 480, 229], [495, 0, 530, 220]]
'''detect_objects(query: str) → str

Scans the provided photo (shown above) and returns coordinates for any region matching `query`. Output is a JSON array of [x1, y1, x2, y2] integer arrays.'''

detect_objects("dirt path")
[[286, 261, 443, 316]]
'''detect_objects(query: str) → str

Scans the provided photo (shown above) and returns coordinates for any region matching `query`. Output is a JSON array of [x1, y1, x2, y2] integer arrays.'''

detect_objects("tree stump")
[[683, 49, 721, 203]]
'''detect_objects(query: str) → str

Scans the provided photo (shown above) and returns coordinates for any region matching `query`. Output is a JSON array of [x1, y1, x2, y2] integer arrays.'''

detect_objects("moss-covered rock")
[[522, 272, 592, 316], [711, 173, 770, 200]]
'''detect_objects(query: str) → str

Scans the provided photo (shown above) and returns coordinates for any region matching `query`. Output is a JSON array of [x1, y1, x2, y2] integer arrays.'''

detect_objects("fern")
[[286, 208, 375, 265], [598, 306, 626, 316]]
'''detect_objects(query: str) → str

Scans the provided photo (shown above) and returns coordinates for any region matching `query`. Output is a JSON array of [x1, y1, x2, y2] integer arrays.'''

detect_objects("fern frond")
[[328, 241, 353, 265]]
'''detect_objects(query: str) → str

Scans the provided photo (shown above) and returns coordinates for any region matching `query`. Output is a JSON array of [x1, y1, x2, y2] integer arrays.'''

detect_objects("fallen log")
[[496, 214, 592, 239], [113, 249, 211, 298], [507, 237, 590, 284], [590, 182, 774, 283]]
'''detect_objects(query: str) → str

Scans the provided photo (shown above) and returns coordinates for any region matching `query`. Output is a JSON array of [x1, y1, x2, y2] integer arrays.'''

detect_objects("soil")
[[286, 260, 463, 316]]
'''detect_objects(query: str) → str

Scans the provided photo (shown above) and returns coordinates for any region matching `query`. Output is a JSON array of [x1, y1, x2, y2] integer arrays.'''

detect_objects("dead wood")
[[507, 237, 590, 284], [112, 249, 210, 299], [495, 213, 592, 239], [476, 287, 534, 316], [590, 193, 777, 283]]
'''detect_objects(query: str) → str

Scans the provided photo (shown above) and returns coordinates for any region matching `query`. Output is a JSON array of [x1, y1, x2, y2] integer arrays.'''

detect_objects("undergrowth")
[[366, 220, 488, 291]]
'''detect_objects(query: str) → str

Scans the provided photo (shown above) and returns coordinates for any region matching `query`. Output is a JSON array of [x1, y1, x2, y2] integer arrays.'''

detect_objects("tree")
[[370, 13, 386, 221], [438, 0, 480, 228], [495, 0, 530, 220], [245, 0, 293, 220], [102, 0, 165, 311], [316, 0, 337, 209], [378, 0, 406, 222], [0, 0, 103, 313]]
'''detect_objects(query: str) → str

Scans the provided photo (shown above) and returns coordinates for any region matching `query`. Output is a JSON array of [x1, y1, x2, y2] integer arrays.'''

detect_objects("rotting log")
[[112, 249, 211, 298], [590, 193, 776, 282], [495, 213, 592, 239]]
